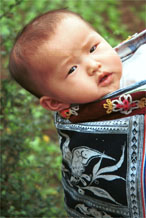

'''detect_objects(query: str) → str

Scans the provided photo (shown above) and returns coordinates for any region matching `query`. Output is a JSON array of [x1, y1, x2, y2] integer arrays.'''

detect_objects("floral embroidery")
[[103, 99, 113, 114], [60, 94, 145, 120], [59, 131, 126, 205], [59, 105, 79, 119], [59, 108, 71, 119], [112, 94, 138, 115], [73, 145, 126, 204], [103, 94, 144, 115]]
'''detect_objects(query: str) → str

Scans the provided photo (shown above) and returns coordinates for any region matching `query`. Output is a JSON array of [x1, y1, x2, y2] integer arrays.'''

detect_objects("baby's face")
[[43, 16, 122, 104]]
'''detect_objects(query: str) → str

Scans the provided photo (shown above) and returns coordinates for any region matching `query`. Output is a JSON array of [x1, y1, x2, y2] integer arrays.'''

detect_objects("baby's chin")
[[106, 85, 121, 97], [99, 83, 121, 99]]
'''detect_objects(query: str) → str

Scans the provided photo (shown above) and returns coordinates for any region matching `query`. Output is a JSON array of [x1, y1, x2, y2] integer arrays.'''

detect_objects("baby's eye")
[[90, 44, 97, 53], [68, 66, 77, 75]]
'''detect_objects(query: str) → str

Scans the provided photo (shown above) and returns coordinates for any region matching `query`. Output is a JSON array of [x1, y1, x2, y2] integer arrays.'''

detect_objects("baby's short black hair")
[[9, 9, 83, 98]]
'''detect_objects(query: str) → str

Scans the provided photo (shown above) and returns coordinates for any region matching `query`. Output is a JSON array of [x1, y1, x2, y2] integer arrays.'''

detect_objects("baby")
[[9, 9, 122, 111], [9, 9, 146, 218]]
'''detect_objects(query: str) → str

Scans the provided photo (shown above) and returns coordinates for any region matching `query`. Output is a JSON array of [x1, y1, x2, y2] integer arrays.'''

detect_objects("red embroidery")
[[104, 94, 145, 115], [59, 106, 79, 119], [115, 98, 137, 111]]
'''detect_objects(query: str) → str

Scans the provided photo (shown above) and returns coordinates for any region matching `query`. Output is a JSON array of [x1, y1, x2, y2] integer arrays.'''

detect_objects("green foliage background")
[[1, 0, 145, 217]]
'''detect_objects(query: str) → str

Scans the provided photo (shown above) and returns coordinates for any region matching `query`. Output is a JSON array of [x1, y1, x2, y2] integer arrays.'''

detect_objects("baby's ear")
[[40, 96, 70, 112]]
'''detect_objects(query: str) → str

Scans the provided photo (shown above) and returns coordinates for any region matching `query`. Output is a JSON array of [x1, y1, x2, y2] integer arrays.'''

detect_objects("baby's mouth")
[[98, 72, 113, 86]]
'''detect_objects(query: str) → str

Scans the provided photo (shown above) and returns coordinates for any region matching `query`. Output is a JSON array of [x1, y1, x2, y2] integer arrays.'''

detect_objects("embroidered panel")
[[57, 115, 145, 218]]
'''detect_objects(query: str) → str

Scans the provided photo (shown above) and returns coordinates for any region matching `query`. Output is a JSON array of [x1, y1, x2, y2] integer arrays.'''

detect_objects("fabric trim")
[[141, 114, 146, 218]]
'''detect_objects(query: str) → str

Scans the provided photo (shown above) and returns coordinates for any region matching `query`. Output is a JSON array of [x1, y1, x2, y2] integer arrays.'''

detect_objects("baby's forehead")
[[38, 16, 100, 70], [46, 18, 96, 46]]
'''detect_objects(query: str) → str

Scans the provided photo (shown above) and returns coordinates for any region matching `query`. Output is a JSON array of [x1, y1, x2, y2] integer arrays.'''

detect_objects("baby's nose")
[[87, 59, 101, 76]]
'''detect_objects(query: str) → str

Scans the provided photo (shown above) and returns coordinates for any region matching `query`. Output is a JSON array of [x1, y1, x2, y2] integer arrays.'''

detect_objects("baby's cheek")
[[114, 54, 122, 70], [118, 58, 123, 75]]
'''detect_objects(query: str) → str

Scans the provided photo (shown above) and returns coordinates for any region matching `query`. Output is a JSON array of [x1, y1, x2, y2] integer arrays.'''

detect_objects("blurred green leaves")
[[1, 0, 145, 217], [1, 80, 64, 217]]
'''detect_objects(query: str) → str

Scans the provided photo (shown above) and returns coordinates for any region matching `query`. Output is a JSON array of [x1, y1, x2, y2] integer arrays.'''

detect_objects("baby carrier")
[[55, 30, 146, 218]]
